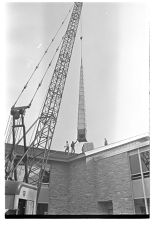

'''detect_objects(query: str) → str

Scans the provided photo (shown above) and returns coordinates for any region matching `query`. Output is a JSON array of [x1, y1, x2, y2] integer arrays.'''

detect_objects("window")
[[140, 151, 150, 178], [134, 198, 150, 214], [98, 200, 113, 215], [129, 154, 140, 174], [147, 198, 150, 213], [129, 150, 150, 180], [37, 203, 48, 215], [129, 154, 141, 180], [42, 170, 50, 183]]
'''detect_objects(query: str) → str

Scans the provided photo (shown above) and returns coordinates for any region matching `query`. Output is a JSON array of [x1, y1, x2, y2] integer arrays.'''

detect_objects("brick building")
[[5, 133, 150, 215]]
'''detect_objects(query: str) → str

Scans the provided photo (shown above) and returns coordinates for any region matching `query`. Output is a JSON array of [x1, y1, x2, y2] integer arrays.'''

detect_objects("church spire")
[[77, 36, 87, 142]]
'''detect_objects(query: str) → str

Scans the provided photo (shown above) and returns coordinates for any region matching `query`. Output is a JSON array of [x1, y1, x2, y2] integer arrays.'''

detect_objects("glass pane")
[[147, 198, 150, 214], [129, 154, 140, 175], [98, 201, 113, 215], [140, 151, 150, 172], [134, 198, 146, 214], [37, 203, 48, 215], [42, 170, 50, 183]]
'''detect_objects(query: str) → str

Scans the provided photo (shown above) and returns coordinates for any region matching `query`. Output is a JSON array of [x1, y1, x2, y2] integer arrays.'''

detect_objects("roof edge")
[[85, 133, 150, 157]]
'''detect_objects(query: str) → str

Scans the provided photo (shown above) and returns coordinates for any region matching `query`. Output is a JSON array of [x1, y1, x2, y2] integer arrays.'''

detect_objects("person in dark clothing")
[[71, 140, 77, 154], [64, 141, 69, 154], [104, 138, 108, 146]]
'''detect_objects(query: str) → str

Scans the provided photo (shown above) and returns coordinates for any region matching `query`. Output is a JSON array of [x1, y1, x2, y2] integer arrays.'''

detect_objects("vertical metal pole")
[[138, 148, 149, 214], [12, 116, 18, 181], [22, 114, 28, 183]]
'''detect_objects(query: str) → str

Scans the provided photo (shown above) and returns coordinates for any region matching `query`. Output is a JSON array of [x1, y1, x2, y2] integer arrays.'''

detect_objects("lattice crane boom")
[[19, 2, 83, 200], [5, 2, 83, 215], [5, 2, 83, 205]]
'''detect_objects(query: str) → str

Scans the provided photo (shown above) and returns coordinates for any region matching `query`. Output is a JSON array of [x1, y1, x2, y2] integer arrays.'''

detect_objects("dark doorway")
[[18, 199, 26, 215]]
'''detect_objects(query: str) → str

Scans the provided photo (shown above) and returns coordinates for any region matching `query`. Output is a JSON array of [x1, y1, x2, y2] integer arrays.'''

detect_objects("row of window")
[[97, 198, 150, 215], [129, 149, 150, 215]]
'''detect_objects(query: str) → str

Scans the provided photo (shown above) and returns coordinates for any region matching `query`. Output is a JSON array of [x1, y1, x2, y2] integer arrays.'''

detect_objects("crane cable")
[[5, 118, 12, 143], [28, 38, 63, 107], [7, 3, 80, 177], [5, 25, 64, 148], [5, 115, 11, 136], [12, 4, 73, 108], [6, 33, 64, 176], [5, 4, 72, 142]]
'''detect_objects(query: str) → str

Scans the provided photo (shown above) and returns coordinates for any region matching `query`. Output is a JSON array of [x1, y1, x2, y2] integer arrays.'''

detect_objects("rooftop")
[[5, 133, 149, 163]]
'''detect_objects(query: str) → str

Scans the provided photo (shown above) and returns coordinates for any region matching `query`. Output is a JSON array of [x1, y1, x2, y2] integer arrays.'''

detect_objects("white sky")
[[5, 2, 149, 153]]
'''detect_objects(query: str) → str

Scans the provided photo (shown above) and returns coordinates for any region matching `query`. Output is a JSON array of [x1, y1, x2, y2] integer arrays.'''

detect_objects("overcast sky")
[[6, 2, 149, 153]]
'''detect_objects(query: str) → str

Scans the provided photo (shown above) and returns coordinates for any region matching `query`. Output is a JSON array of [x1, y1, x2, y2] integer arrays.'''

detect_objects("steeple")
[[77, 36, 87, 142]]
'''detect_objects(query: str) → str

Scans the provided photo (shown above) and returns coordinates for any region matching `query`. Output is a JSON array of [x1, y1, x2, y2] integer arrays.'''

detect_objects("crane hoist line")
[[12, 4, 73, 108], [5, 2, 83, 212]]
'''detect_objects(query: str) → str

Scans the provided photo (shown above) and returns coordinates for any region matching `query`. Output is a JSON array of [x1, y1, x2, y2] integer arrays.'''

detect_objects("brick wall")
[[5, 138, 149, 215], [48, 157, 98, 215], [95, 152, 135, 214], [68, 157, 98, 214], [48, 152, 135, 214], [48, 161, 69, 214]]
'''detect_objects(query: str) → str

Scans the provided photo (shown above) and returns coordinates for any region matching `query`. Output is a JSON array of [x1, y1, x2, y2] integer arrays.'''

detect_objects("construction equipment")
[[5, 2, 83, 214]]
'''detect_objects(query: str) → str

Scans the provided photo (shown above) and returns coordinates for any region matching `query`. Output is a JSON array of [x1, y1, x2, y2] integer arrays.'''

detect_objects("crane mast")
[[6, 2, 83, 203]]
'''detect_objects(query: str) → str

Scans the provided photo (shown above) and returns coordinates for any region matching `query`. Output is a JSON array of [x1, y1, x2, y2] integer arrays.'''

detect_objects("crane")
[[5, 2, 83, 213]]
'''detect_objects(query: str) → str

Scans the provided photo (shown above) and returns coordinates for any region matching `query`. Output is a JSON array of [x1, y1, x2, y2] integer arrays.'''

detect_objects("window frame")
[[129, 149, 150, 180]]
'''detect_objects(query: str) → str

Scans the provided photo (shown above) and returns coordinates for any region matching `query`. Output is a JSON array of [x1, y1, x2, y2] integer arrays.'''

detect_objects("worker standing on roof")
[[104, 138, 108, 146], [64, 141, 69, 154], [71, 140, 77, 154]]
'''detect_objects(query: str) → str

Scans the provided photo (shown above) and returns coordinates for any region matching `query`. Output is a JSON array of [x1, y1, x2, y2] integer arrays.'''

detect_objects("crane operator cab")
[[5, 180, 37, 215]]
